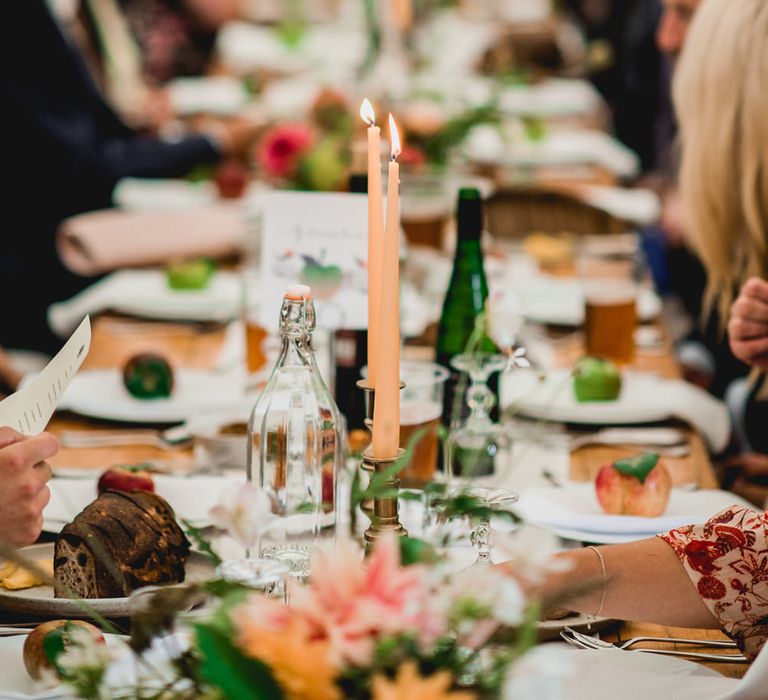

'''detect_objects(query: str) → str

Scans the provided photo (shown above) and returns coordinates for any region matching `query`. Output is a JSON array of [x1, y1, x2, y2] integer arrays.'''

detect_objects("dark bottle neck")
[[455, 193, 483, 245]]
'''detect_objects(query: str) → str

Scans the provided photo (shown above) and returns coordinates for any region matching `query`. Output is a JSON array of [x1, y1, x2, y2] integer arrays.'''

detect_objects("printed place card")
[[259, 191, 368, 330]]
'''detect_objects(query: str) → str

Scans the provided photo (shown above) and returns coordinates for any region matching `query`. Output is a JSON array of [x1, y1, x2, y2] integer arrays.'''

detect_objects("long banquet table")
[[31, 312, 748, 679]]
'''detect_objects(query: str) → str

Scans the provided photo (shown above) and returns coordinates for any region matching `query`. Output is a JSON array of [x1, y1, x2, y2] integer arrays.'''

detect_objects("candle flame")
[[388, 114, 401, 160], [359, 98, 376, 126]]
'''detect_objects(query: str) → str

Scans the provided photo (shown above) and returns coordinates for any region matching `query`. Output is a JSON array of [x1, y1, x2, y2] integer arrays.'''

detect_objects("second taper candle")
[[359, 99, 383, 387], [372, 114, 401, 460]]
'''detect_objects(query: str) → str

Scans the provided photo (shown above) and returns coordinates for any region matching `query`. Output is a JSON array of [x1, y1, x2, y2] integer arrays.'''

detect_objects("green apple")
[[572, 356, 622, 402], [166, 258, 215, 290]]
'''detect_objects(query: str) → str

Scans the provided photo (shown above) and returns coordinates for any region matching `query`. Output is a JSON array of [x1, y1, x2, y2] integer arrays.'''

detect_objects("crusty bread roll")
[[54, 490, 190, 599]]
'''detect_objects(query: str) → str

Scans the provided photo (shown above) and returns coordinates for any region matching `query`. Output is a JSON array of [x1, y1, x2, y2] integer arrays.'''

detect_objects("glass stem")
[[471, 516, 491, 563]]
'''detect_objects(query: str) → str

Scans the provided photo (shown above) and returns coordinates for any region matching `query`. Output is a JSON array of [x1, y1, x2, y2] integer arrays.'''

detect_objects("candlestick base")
[[362, 447, 408, 551]]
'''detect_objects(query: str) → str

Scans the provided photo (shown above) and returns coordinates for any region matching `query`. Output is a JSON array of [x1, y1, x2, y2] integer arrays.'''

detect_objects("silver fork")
[[561, 627, 746, 662]]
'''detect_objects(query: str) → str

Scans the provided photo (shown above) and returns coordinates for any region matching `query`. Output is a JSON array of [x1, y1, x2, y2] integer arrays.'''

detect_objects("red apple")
[[97, 465, 155, 496], [23, 620, 105, 680], [595, 453, 671, 517], [213, 159, 249, 199]]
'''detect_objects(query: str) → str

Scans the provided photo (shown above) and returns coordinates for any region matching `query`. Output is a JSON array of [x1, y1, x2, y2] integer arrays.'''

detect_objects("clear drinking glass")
[[578, 234, 641, 365]]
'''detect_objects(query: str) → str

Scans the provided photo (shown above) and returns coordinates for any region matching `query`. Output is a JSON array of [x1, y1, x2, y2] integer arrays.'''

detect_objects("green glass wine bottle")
[[436, 187, 498, 433]]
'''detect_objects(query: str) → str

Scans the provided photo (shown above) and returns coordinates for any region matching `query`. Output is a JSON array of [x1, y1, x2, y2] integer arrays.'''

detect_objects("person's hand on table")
[[0, 428, 58, 548], [729, 277, 768, 370]]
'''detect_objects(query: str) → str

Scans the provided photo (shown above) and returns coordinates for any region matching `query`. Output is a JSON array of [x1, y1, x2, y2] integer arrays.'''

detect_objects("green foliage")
[[182, 519, 222, 566], [399, 536, 441, 566], [42, 625, 69, 675], [421, 103, 501, 166], [195, 624, 284, 700], [296, 137, 348, 191]]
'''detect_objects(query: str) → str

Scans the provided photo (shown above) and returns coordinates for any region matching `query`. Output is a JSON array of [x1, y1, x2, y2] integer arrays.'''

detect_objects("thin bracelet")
[[586, 545, 607, 629]]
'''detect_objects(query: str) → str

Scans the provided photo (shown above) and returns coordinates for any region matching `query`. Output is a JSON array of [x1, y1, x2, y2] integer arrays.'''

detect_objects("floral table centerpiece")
[[35, 478, 571, 700]]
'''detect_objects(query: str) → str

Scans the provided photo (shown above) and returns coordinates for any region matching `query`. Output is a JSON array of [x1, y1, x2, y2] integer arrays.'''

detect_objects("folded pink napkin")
[[57, 205, 246, 275]]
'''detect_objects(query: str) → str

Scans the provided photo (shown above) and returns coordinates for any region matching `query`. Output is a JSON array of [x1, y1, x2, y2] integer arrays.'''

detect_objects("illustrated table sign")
[[0, 316, 91, 434], [258, 191, 369, 330]]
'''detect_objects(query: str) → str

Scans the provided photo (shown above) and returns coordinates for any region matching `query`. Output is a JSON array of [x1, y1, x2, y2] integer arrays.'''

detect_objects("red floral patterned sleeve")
[[659, 506, 768, 661]]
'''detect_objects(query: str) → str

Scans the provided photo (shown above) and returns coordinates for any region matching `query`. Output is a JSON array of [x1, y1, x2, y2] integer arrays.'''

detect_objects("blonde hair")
[[673, 0, 768, 322]]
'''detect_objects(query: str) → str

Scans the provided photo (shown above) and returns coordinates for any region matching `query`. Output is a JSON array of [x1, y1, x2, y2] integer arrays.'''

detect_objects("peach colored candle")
[[360, 98, 384, 387], [391, 0, 413, 32], [372, 114, 401, 460]]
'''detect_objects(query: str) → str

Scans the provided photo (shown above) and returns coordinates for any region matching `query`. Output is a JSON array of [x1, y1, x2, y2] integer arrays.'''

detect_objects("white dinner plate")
[[58, 369, 246, 424], [48, 270, 242, 336], [0, 543, 214, 619], [501, 368, 673, 425], [106, 270, 241, 323], [44, 474, 246, 533], [513, 483, 755, 536]]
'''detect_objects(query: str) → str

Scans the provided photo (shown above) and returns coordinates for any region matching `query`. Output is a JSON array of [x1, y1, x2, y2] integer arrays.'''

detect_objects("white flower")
[[443, 565, 526, 628], [502, 645, 576, 700], [486, 291, 524, 351], [493, 526, 573, 584], [100, 631, 193, 696], [208, 482, 278, 550], [56, 626, 116, 674]]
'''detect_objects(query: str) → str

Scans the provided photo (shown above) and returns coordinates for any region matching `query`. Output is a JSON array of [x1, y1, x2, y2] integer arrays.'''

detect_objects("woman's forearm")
[[538, 537, 720, 629]]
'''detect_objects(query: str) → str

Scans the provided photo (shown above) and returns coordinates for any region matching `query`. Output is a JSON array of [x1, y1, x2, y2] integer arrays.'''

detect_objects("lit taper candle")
[[372, 114, 401, 459], [359, 98, 384, 388]]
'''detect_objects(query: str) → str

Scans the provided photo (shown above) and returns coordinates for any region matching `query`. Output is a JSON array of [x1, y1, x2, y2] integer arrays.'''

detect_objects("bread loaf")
[[54, 490, 190, 599]]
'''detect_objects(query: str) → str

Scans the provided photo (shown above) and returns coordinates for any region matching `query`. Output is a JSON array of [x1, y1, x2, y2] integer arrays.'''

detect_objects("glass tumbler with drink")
[[361, 360, 449, 489], [579, 234, 641, 365]]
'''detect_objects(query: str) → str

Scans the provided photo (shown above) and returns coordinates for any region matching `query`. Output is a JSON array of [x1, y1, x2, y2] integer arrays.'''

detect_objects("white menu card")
[[259, 191, 368, 330], [0, 316, 91, 434]]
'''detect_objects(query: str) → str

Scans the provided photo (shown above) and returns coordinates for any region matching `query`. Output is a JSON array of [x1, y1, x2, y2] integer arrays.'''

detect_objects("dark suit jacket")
[[0, 1, 221, 351]]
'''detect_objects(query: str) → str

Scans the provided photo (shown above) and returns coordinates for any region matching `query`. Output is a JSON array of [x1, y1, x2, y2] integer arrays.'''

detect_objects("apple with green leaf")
[[595, 452, 671, 517]]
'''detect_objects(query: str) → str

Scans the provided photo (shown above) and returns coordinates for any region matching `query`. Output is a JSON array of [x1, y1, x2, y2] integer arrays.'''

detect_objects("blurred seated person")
[[717, 278, 768, 509], [55, 0, 239, 131], [0, 1, 256, 353], [0, 429, 58, 548], [118, 0, 240, 85], [518, 6, 768, 654]]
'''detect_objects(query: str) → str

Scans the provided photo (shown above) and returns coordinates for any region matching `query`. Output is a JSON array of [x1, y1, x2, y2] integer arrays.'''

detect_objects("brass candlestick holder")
[[357, 379, 408, 548]]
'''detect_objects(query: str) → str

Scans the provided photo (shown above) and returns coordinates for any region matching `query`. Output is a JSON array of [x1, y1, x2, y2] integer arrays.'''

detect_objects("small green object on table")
[[572, 356, 622, 402], [166, 258, 216, 290]]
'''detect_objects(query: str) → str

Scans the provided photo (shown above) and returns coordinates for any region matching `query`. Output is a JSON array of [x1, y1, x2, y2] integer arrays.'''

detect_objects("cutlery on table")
[[560, 627, 746, 662], [59, 425, 192, 451]]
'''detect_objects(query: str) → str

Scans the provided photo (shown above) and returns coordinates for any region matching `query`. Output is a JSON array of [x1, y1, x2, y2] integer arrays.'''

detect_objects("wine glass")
[[465, 486, 518, 568], [443, 352, 518, 567], [445, 352, 509, 483]]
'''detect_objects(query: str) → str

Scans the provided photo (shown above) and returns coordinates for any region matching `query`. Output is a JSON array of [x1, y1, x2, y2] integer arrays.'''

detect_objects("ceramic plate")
[[58, 369, 246, 424], [0, 634, 128, 700], [501, 369, 675, 425], [106, 270, 241, 323], [43, 474, 246, 533], [0, 543, 214, 619], [513, 483, 755, 536]]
